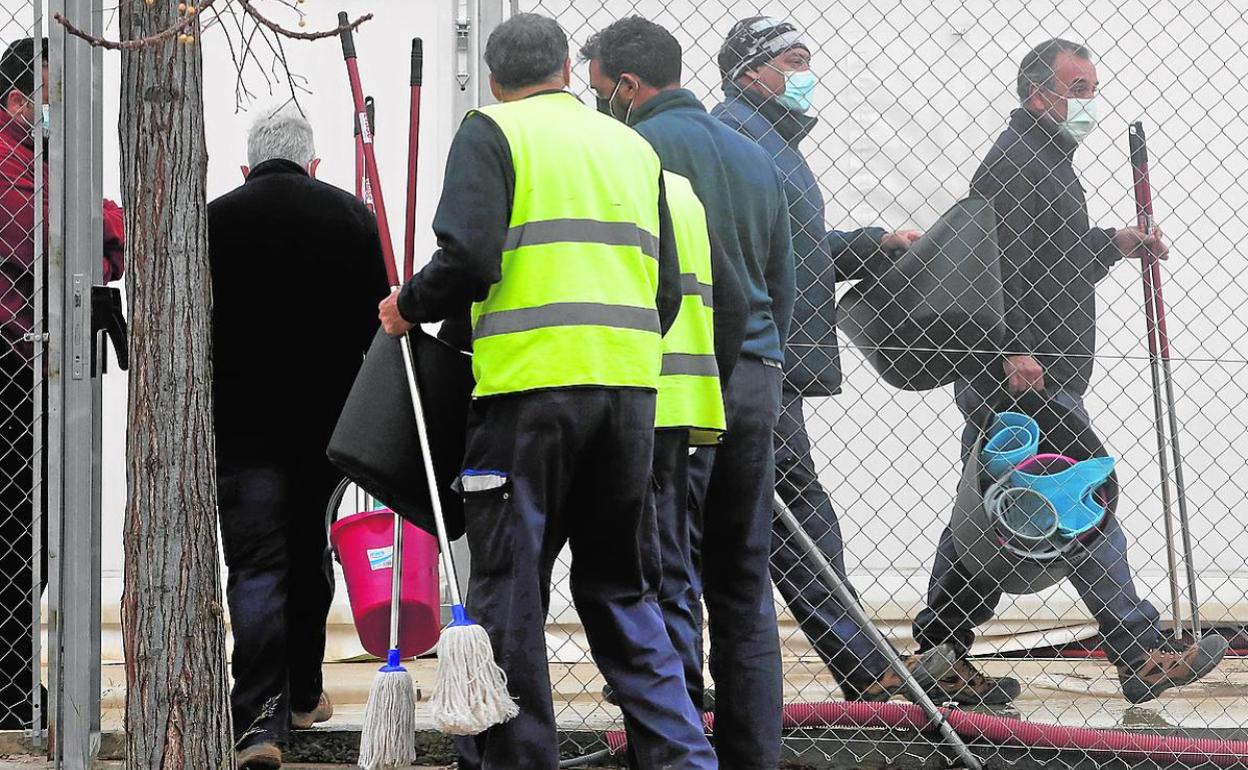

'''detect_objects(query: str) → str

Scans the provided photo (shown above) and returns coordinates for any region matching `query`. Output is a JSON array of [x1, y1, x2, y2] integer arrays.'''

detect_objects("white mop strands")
[[358, 649, 418, 770], [429, 604, 519, 735]]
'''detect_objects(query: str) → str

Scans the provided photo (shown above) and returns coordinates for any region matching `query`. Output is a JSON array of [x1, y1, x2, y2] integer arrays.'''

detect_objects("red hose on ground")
[[604, 701, 1248, 766]]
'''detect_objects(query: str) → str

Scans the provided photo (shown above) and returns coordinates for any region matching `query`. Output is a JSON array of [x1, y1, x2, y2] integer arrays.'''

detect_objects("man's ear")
[[2, 89, 24, 120], [240, 165, 250, 180], [489, 74, 503, 102], [307, 158, 321, 178], [562, 57, 572, 88]]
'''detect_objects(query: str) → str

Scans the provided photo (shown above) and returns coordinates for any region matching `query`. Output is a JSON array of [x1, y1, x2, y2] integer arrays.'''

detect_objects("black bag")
[[327, 328, 474, 541], [839, 196, 1004, 392]]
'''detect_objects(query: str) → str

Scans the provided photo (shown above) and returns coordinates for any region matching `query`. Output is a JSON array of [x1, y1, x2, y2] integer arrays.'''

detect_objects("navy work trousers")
[[453, 388, 715, 770], [912, 385, 1162, 666], [771, 386, 889, 698], [217, 455, 337, 748], [687, 357, 784, 769]]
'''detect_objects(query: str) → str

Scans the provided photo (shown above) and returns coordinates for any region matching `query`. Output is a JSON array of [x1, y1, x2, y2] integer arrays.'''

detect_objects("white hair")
[[247, 104, 315, 168]]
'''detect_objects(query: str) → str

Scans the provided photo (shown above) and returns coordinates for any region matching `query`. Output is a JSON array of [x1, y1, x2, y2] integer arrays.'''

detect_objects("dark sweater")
[[396, 91, 681, 345], [209, 159, 390, 461], [971, 109, 1123, 395], [631, 89, 795, 367], [714, 83, 885, 396]]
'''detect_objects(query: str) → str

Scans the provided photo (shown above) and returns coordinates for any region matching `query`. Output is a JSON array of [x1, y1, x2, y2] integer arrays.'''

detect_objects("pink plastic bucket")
[[330, 509, 440, 659]]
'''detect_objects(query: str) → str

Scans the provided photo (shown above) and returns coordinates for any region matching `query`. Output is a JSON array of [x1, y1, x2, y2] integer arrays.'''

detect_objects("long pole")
[[1129, 122, 1201, 640], [404, 40, 422, 282], [1129, 123, 1184, 641], [774, 496, 983, 770]]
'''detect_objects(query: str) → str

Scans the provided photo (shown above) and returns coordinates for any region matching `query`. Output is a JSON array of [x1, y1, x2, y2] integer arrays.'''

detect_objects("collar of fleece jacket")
[[720, 80, 818, 145], [1009, 106, 1081, 162]]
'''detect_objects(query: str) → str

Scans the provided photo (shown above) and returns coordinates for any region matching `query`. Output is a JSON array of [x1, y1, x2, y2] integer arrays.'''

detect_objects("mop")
[[773, 495, 985, 770], [1129, 122, 1202, 641], [337, 23, 515, 761]]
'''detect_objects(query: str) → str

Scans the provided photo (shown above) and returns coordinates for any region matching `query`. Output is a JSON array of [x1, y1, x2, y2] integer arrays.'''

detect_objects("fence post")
[[48, 0, 103, 765]]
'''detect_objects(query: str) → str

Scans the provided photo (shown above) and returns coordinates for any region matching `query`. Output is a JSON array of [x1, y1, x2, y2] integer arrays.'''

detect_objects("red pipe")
[[605, 701, 1248, 766]]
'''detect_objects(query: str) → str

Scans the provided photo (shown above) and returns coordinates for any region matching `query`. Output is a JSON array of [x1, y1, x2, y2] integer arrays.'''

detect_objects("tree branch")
[[55, 0, 370, 49], [236, 0, 370, 42], [54, 0, 216, 51]]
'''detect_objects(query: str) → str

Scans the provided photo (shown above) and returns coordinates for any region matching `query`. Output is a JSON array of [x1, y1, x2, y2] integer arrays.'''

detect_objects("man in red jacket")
[[0, 37, 124, 729]]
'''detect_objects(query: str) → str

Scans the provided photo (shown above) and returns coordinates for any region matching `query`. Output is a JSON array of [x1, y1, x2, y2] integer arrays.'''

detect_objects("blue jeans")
[[912, 384, 1163, 667], [771, 386, 890, 697], [453, 389, 715, 770], [687, 357, 784, 769]]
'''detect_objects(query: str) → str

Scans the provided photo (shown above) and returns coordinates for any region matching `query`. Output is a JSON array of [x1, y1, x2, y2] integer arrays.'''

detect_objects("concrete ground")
[[10, 656, 1245, 768]]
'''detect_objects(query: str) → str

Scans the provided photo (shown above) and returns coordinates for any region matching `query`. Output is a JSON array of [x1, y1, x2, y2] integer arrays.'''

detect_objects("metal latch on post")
[[455, 0, 471, 90], [71, 274, 85, 380]]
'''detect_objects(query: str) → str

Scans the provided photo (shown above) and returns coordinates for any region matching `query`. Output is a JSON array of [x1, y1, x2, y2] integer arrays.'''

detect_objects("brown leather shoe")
[[857, 645, 957, 703], [925, 657, 1021, 706], [1118, 635, 1228, 704], [236, 741, 282, 770], [290, 691, 334, 730]]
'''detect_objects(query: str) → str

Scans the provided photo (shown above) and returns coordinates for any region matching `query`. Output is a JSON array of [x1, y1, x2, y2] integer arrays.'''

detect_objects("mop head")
[[429, 605, 519, 735], [357, 650, 418, 770]]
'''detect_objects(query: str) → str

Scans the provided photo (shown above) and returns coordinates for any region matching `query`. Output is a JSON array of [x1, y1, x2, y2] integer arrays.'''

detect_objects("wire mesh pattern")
[[512, 1, 1248, 767], [0, 0, 43, 738]]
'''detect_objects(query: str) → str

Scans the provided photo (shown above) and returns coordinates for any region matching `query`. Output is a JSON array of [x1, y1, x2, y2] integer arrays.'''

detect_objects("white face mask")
[[1058, 96, 1097, 144]]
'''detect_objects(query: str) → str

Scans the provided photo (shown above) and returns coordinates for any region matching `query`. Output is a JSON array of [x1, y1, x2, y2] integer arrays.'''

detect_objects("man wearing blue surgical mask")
[[712, 16, 954, 707], [911, 38, 1226, 707]]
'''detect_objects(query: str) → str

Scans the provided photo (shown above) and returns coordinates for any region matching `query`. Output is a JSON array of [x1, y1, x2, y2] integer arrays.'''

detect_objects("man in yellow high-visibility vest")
[[378, 13, 716, 770]]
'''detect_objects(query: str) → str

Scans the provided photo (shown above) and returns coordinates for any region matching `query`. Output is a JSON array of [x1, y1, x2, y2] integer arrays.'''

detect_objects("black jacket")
[[397, 91, 682, 349], [209, 159, 390, 461], [971, 109, 1122, 395]]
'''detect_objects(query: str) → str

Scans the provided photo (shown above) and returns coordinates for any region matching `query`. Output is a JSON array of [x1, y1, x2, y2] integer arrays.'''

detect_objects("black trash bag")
[[950, 390, 1118, 595], [840, 196, 1005, 392], [328, 328, 474, 541]]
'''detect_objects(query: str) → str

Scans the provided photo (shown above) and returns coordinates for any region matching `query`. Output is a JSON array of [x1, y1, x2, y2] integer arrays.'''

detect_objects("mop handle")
[[404, 39, 423, 283], [774, 496, 983, 770], [399, 334, 464, 607], [340, 12, 399, 287]]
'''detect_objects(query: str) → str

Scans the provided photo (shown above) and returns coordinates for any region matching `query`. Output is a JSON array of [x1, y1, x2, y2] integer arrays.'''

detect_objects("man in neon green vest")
[[378, 13, 716, 770]]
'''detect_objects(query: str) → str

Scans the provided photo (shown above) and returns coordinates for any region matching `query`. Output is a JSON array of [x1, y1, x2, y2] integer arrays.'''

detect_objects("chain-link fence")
[[0, 0, 46, 740], [505, 1, 1248, 767]]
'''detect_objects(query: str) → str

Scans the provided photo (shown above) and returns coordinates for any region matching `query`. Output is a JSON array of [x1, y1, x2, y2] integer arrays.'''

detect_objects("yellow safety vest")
[[470, 93, 664, 397], [656, 172, 726, 446]]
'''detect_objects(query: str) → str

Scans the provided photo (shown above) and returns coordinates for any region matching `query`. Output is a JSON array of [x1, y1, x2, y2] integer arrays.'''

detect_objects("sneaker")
[[1118, 635, 1229, 704], [857, 645, 958, 703], [926, 658, 1021, 706], [236, 741, 282, 770], [291, 691, 334, 730]]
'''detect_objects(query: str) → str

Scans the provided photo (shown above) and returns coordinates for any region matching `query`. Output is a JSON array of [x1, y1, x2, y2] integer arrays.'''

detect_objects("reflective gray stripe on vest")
[[475, 302, 661, 340], [661, 353, 719, 377], [504, 219, 660, 260], [679, 273, 714, 308]]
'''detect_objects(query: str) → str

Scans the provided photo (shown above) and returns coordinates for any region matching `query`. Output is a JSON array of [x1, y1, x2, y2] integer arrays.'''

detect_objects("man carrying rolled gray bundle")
[[711, 16, 957, 704], [911, 38, 1226, 706]]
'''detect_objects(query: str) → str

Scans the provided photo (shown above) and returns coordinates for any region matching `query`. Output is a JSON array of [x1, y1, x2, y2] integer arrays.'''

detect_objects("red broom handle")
[[1129, 122, 1164, 358], [404, 39, 423, 283], [340, 12, 399, 288]]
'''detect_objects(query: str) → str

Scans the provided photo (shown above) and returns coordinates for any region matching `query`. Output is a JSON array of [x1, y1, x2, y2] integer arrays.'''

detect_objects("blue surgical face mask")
[[768, 64, 817, 113]]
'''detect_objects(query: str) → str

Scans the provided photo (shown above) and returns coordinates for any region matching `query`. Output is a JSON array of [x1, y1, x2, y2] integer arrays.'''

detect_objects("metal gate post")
[[48, 0, 103, 766]]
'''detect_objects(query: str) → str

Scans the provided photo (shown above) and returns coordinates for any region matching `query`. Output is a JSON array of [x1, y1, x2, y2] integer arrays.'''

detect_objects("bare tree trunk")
[[118, 3, 232, 768]]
